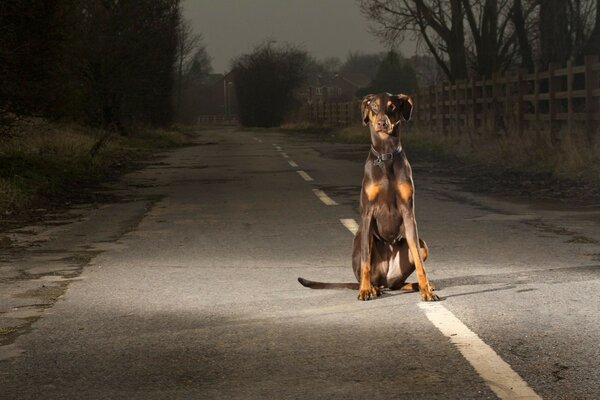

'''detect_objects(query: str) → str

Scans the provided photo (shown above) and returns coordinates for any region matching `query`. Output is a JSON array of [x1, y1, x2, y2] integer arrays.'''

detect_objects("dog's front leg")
[[358, 211, 378, 301], [401, 208, 439, 301]]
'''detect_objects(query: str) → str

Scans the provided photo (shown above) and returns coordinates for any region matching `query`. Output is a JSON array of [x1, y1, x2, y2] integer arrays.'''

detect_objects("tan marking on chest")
[[397, 182, 413, 202], [364, 183, 381, 201]]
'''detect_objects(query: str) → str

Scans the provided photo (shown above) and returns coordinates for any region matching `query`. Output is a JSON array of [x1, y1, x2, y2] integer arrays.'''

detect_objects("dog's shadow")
[[378, 284, 516, 301]]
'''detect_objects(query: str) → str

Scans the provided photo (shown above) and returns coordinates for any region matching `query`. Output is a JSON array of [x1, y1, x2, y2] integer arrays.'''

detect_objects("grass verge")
[[278, 121, 600, 203], [0, 118, 192, 217]]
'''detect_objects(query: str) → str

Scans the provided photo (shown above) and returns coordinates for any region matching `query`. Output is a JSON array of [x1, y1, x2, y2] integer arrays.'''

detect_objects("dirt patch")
[[15, 282, 69, 303]]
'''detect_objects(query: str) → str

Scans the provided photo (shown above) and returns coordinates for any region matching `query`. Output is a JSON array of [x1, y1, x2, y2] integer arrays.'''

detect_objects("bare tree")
[[461, 0, 521, 77], [175, 17, 200, 111], [582, 0, 600, 57], [340, 52, 384, 80], [538, 0, 571, 67], [359, 0, 468, 81], [510, 0, 535, 71], [232, 42, 309, 127]]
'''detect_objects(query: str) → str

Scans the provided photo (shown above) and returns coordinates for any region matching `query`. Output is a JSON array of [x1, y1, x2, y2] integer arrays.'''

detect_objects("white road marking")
[[339, 217, 540, 399], [280, 152, 290, 159], [340, 218, 359, 235], [296, 170, 314, 182], [288, 160, 299, 168], [273, 144, 282, 151], [419, 303, 541, 399], [312, 189, 338, 205]]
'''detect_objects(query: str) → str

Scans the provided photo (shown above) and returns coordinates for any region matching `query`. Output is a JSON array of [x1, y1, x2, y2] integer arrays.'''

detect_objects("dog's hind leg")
[[387, 238, 428, 291]]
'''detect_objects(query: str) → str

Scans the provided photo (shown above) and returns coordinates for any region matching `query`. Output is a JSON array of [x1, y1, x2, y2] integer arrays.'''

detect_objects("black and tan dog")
[[298, 93, 439, 301]]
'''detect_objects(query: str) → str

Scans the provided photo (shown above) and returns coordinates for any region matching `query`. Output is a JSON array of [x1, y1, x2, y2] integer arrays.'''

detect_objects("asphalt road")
[[1, 128, 599, 399]]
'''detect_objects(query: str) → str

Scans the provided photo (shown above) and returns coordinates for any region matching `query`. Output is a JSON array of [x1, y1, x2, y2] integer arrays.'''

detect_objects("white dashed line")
[[339, 217, 540, 400], [340, 218, 359, 234], [297, 170, 314, 182], [288, 160, 298, 168], [273, 144, 282, 151], [312, 189, 338, 205], [419, 303, 541, 399], [280, 152, 290, 159]]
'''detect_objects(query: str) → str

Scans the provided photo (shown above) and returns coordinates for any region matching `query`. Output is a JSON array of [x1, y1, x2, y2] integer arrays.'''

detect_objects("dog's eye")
[[370, 104, 379, 113], [388, 103, 396, 112]]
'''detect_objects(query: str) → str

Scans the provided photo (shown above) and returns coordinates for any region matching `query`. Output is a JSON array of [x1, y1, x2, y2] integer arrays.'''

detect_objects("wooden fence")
[[197, 114, 237, 125], [413, 55, 599, 143], [301, 56, 599, 143], [299, 101, 360, 127]]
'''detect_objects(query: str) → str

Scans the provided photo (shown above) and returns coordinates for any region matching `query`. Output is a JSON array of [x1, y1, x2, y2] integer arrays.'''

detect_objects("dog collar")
[[370, 145, 403, 168]]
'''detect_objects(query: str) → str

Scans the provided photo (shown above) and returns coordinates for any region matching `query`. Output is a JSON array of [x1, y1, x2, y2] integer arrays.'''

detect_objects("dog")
[[298, 93, 439, 301]]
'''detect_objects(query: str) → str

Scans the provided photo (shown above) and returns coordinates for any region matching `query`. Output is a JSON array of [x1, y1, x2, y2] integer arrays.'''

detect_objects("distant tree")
[[358, 50, 418, 96], [176, 44, 213, 124], [63, 0, 180, 128], [185, 45, 212, 82], [305, 56, 340, 80], [175, 17, 201, 110], [339, 52, 383, 80], [320, 57, 342, 76], [232, 42, 309, 127]]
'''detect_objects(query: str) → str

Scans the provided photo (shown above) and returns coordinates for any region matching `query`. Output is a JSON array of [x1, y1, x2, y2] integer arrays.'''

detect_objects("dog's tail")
[[297, 277, 359, 290]]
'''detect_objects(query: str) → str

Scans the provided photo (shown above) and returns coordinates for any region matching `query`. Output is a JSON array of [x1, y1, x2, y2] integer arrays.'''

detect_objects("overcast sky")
[[182, 0, 416, 74]]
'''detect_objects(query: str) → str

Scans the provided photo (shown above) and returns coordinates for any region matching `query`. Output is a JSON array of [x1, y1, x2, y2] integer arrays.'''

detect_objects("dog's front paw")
[[357, 285, 379, 301], [420, 284, 440, 301]]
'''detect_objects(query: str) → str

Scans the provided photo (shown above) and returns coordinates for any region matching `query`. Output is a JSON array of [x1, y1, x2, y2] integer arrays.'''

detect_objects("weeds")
[[0, 118, 190, 215]]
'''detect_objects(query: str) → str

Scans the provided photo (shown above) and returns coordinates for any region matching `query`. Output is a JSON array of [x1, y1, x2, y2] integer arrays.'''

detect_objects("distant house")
[[328, 73, 371, 101], [297, 72, 371, 104], [206, 71, 237, 116]]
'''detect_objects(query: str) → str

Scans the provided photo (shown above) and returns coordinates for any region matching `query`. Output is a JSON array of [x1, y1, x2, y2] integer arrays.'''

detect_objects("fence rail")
[[300, 56, 599, 143], [298, 101, 361, 127], [413, 55, 599, 143], [197, 114, 237, 125]]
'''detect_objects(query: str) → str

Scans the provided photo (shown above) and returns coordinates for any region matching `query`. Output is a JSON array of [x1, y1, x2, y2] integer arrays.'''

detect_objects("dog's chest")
[[373, 204, 403, 243]]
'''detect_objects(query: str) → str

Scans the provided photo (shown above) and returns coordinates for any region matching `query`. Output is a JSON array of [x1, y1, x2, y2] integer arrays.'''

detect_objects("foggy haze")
[[182, 0, 417, 73]]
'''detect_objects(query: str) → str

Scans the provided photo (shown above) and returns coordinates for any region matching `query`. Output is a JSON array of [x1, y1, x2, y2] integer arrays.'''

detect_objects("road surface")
[[1, 128, 599, 399]]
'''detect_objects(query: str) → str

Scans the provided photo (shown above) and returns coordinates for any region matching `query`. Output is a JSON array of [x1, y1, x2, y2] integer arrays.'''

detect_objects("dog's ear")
[[392, 94, 413, 121], [361, 94, 374, 126]]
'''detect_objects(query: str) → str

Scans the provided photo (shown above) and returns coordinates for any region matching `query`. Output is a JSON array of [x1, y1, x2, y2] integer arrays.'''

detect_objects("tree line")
[[231, 43, 422, 127], [0, 0, 210, 131], [360, 0, 600, 81]]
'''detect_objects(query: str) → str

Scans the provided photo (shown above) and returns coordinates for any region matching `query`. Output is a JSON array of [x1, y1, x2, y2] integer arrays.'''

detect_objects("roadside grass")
[[0, 118, 191, 215], [277, 121, 600, 202]]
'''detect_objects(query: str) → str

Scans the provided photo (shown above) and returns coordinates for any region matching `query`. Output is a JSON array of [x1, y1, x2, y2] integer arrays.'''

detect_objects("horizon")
[[182, 0, 417, 74]]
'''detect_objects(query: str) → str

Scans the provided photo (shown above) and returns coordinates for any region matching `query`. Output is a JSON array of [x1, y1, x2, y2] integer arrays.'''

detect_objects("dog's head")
[[361, 93, 413, 135]]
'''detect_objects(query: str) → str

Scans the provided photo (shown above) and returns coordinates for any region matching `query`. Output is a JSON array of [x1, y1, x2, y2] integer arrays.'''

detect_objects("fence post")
[[456, 81, 461, 134], [548, 62, 560, 144], [428, 86, 433, 128], [567, 60, 574, 139], [471, 79, 477, 135], [504, 74, 511, 136], [534, 66, 540, 131], [516, 69, 524, 137], [434, 83, 441, 135], [585, 55, 599, 143]]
